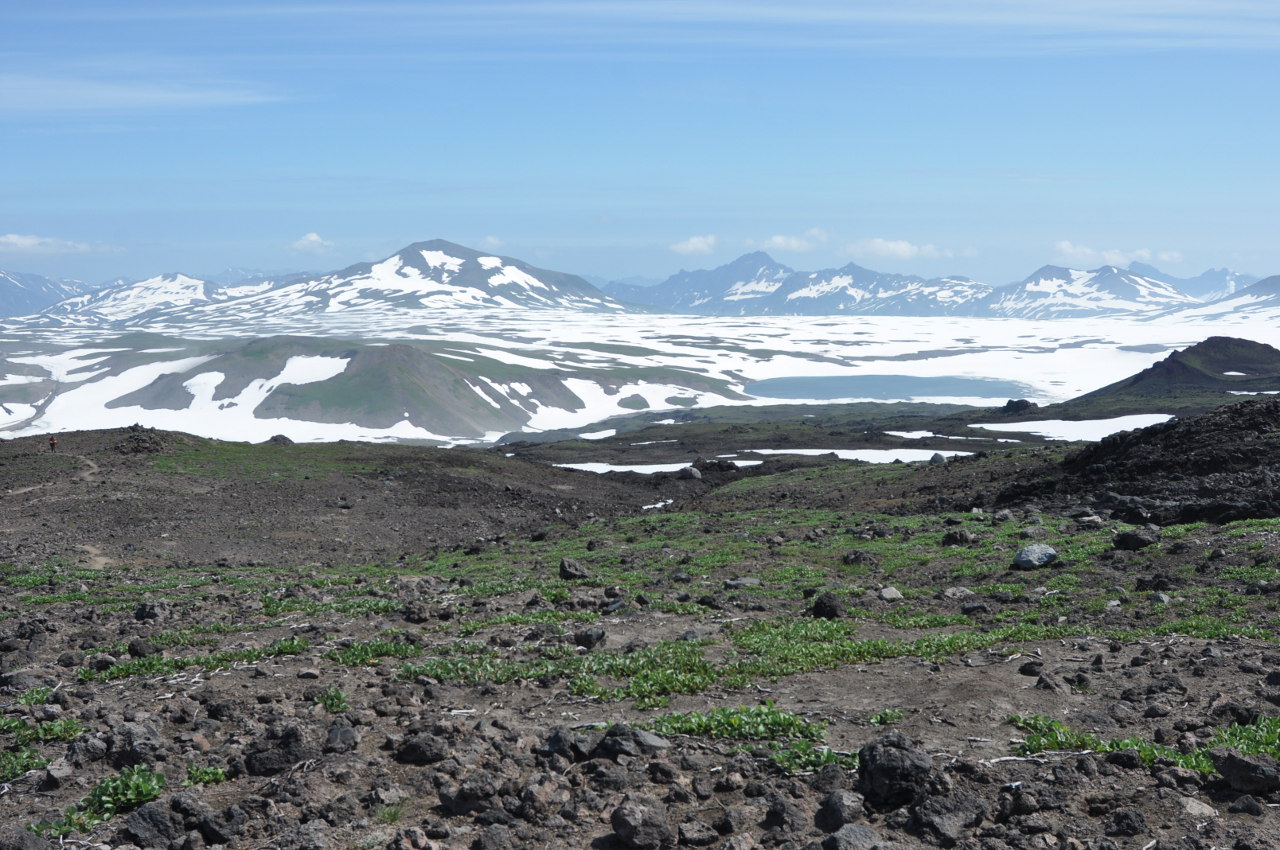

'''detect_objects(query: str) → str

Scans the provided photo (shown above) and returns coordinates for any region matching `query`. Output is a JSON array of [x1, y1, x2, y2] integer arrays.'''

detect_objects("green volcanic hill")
[[1048, 335, 1280, 418]]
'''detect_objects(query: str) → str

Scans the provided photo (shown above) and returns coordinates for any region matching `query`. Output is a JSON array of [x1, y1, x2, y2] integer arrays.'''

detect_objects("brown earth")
[[2, 408, 1280, 850]]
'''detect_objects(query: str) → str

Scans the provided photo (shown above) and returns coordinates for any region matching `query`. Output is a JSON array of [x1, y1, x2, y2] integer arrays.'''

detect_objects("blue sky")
[[4, 1, 1278, 285]]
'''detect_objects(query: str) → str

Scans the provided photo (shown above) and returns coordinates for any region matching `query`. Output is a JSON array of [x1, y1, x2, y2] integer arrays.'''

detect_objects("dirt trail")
[[73, 454, 100, 482], [75, 542, 113, 570], [8, 454, 100, 496]]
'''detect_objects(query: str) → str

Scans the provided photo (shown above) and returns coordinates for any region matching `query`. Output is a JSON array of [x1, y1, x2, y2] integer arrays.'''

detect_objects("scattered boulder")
[[811, 591, 847, 620], [244, 724, 317, 775], [822, 823, 881, 850], [913, 789, 987, 845], [1013, 544, 1058, 570], [395, 733, 450, 765], [573, 626, 607, 649], [941, 528, 976, 546], [0, 827, 53, 850], [842, 550, 879, 568], [593, 724, 672, 760], [857, 731, 932, 810], [323, 724, 360, 754], [1209, 747, 1280, 794], [724, 576, 762, 590], [611, 794, 674, 849], [816, 789, 865, 832], [559, 558, 592, 580], [1114, 528, 1159, 550]]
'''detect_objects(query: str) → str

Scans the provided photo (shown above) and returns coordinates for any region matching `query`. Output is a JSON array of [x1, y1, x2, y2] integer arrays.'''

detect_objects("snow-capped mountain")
[[615, 253, 992, 316], [35, 240, 624, 327], [613, 252, 795, 313], [977, 265, 1203, 319], [615, 255, 1271, 319], [45, 273, 217, 321], [1162, 275, 1280, 322], [0, 270, 97, 317], [1128, 262, 1257, 302]]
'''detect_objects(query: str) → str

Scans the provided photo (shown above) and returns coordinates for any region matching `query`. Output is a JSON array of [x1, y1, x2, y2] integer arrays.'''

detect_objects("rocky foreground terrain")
[[4, 402, 1280, 850]]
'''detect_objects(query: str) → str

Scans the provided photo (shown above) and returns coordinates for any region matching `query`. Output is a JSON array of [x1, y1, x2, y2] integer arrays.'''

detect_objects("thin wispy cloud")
[[18, 2, 1279, 57], [480, 235, 506, 250], [0, 74, 278, 114], [755, 228, 828, 252], [848, 238, 952, 261], [1053, 240, 1180, 267], [670, 235, 717, 255], [291, 233, 333, 254], [0, 234, 94, 255]]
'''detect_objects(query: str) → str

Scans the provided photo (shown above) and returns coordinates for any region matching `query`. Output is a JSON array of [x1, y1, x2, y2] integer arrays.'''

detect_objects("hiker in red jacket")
[[48, 435, 57, 453]]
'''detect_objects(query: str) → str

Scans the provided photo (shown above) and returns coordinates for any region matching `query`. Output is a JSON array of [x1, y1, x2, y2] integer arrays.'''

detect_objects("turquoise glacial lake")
[[745, 374, 1036, 401]]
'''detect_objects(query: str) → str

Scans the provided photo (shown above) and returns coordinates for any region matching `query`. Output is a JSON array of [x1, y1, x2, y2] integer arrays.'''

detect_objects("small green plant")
[[17, 686, 54, 706], [769, 740, 858, 773], [374, 805, 403, 824], [315, 686, 349, 713], [183, 764, 227, 786], [31, 764, 165, 837], [867, 708, 904, 726], [644, 702, 825, 742], [1006, 714, 1280, 776], [0, 747, 47, 781], [78, 636, 309, 682], [0, 716, 84, 746], [325, 639, 423, 666]]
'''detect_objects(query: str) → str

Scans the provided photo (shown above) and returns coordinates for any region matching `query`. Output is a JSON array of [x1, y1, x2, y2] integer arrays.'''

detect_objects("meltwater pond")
[[746, 374, 1036, 401]]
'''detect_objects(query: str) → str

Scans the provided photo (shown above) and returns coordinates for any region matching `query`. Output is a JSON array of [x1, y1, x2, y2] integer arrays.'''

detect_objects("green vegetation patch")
[[0, 748, 47, 782], [77, 637, 309, 682], [1009, 713, 1280, 776], [31, 764, 165, 837], [642, 702, 857, 774], [644, 702, 825, 742]]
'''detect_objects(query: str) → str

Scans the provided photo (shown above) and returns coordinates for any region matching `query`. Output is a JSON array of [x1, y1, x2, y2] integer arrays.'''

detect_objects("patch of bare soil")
[[1, 417, 1279, 850]]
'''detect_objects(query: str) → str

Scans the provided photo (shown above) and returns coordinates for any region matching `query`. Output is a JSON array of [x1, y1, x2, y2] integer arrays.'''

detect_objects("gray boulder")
[[1209, 747, 1280, 794], [1013, 544, 1058, 570], [611, 794, 674, 849]]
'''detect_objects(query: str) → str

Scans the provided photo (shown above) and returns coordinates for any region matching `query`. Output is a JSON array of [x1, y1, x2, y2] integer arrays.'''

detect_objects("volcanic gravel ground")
[[2, 418, 1280, 850]]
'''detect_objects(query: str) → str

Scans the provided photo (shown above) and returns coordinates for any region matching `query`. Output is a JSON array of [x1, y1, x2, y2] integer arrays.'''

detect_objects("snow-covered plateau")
[[0, 308, 1276, 445]]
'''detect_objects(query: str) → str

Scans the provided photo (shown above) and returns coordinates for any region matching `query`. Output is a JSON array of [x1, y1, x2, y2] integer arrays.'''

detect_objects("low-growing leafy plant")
[[315, 686, 349, 713], [0, 747, 47, 781], [30, 764, 165, 837], [78, 636, 309, 682], [769, 740, 858, 773], [643, 702, 825, 742], [1007, 713, 1280, 776], [1, 716, 84, 746], [17, 686, 54, 706], [183, 764, 227, 786], [325, 639, 422, 666], [867, 708, 904, 726], [374, 805, 403, 824]]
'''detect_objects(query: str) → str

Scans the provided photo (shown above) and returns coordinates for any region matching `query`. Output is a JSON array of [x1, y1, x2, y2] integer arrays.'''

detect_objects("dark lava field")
[[5, 400, 1280, 850]]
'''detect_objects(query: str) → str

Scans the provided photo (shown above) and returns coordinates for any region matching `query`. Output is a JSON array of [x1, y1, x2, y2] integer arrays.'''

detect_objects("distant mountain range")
[[0, 240, 1269, 322], [605, 256, 1263, 319], [0, 270, 98, 317]]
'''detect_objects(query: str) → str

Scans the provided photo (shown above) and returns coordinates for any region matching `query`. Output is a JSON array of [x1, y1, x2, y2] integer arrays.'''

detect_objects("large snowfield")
[[0, 309, 1276, 446]]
